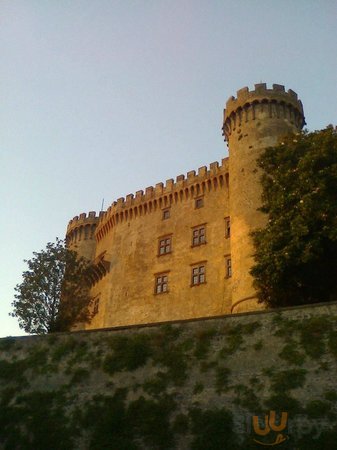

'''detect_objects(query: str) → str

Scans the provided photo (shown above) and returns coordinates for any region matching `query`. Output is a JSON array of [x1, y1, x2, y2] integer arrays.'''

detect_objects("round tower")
[[223, 83, 305, 313], [66, 211, 104, 262]]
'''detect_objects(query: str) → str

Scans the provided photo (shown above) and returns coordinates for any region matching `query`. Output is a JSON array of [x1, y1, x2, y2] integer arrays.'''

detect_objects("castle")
[[66, 83, 305, 330]]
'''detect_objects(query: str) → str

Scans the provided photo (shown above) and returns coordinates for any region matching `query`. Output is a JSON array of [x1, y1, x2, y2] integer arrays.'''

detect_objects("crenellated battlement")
[[95, 158, 229, 241], [66, 211, 105, 249], [67, 211, 105, 229], [222, 83, 305, 141]]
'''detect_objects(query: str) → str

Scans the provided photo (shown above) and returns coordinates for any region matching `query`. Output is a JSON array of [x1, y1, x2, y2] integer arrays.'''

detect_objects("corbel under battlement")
[[222, 83, 305, 141], [92, 157, 229, 241]]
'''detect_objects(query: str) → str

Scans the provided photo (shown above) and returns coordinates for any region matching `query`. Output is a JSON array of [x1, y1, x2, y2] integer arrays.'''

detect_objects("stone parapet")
[[95, 158, 229, 241], [67, 211, 105, 232], [222, 83, 305, 141], [66, 211, 105, 252]]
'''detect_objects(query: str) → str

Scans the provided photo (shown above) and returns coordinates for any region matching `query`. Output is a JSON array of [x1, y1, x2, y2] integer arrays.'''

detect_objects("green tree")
[[11, 239, 92, 334], [251, 127, 337, 308]]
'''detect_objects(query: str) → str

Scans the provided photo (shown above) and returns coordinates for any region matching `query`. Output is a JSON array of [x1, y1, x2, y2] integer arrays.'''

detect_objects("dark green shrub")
[[194, 328, 217, 359], [233, 384, 262, 412], [278, 342, 305, 365], [69, 367, 90, 384], [300, 317, 329, 359], [193, 382, 204, 394], [242, 321, 261, 335], [0, 390, 74, 450], [305, 400, 335, 419], [172, 413, 189, 434], [143, 373, 168, 397], [51, 337, 79, 362], [189, 407, 239, 450], [269, 369, 307, 393], [80, 389, 137, 450], [253, 340, 263, 351], [127, 395, 176, 449], [215, 366, 231, 393], [264, 394, 303, 415], [0, 359, 27, 384], [103, 334, 152, 374], [328, 330, 337, 358], [324, 390, 337, 402], [0, 337, 17, 351]]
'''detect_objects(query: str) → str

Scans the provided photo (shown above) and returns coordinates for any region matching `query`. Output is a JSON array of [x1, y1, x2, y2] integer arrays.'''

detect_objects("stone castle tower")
[[66, 83, 305, 330], [223, 84, 305, 313]]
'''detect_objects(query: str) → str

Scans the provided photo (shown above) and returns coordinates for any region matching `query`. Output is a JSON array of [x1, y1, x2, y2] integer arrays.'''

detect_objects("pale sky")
[[1, 0, 336, 337]]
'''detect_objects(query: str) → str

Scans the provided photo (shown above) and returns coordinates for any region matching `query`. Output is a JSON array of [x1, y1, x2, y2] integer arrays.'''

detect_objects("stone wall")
[[1, 302, 337, 449], [83, 159, 232, 331]]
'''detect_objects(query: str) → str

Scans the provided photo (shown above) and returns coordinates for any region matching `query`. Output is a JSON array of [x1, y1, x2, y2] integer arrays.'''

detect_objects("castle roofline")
[[95, 157, 229, 241], [224, 83, 304, 121]]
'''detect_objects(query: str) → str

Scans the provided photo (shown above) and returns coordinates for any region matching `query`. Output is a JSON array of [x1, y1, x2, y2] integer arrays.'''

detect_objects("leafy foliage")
[[251, 127, 337, 307], [11, 239, 92, 334]]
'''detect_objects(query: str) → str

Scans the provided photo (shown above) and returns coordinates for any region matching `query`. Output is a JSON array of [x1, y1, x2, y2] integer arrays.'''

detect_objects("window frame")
[[224, 216, 231, 238], [225, 256, 232, 278], [162, 208, 170, 220], [191, 262, 207, 286], [195, 196, 204, 209], [158, 234, 172, 256], [154, 272, 169, 294], [191, 224, 206, 247]]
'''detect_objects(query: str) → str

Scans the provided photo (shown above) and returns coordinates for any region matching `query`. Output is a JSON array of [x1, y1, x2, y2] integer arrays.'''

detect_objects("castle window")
[[225, 217, 231, 238], [158, 236, 172, 255], [226, 257, 232, 278], [195, 197, 204, 209], [192, 225, 206, 247], [155, 273, 168, 294], [162, 208, 170, 220], [191, 264, 206, 286]]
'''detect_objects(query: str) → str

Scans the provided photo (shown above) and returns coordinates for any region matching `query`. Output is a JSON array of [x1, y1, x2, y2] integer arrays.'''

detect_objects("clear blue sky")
[[1, 0, 336, 337]]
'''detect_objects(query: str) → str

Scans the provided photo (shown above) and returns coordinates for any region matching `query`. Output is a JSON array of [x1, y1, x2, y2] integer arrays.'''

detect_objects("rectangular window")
[[155, 274, 168, 294], [162, 209, 170, 220], [226, 257, 232, 278], [158, 236, 172, 255], [192, 225, 206, 246], [191, 264, 206, 286], [195, 197, 204, 209], [224, 217, 230, 238]]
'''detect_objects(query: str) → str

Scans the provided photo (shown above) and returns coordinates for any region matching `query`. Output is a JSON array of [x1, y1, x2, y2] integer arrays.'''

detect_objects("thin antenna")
[[100, 198, 105, 212]]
